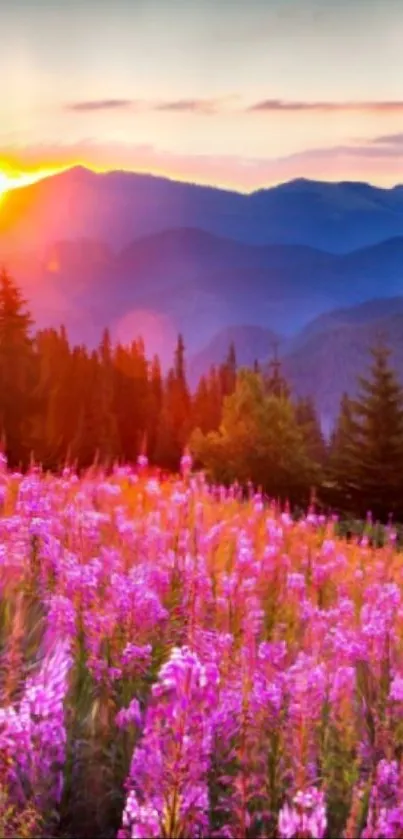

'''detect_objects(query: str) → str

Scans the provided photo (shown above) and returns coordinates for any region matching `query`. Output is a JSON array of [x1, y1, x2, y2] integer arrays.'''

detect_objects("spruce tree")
[[34, 327, 71, 468], [295, 396, 327, 465], [337, 345, 403, 521], [147, 355, 163, 461], [327, 393, 358, 514], [98, 329, 120, 463], [0, 269, 35, 466], [192, 375, 213, 434], [155, 336, 191, 470], [219, 342, 237, 397], [190, 368, 317, 505], [263, 342, 290, 399]]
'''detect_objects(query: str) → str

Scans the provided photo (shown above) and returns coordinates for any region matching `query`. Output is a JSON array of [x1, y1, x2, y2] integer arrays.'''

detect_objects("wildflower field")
[[2, 455, 403, 839]]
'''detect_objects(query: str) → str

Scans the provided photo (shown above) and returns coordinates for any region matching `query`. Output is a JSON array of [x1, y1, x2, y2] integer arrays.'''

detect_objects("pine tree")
[[327, 393, 358, 514], [33, 327, 72, 467], [190, 368, 318, 505], [192, 375, 212, 434], [219, 342, 237, 397], [174, 333, 186, 383], [263, 341, 290, 399], [147, 355, 163, 461], [0, 269, 35, 466], [98, 329, 120, 463], [155, 335, 191, 469], [205, 365, 223, 430], [356, 344, 403, 519], [334, 345, 403, 520], [295, 396, 327, 465]]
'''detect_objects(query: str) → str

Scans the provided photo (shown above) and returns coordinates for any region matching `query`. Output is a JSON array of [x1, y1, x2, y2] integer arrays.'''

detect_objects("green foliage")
[[191, 368, 320, 504], [0, 269, 35, 467], [328, 344, 403, 521], [5, 266, 403, 526], [295, 396, 327, 465], [155, 335, 191, 469]]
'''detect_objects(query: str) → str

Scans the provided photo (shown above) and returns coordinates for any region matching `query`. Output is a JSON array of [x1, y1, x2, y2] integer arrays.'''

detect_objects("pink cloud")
[[63, 97, 233, 115], [248, 99, 403, 113], [1, 137, 402, 192]]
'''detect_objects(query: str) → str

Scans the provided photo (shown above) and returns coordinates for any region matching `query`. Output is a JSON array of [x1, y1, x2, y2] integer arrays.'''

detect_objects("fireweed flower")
[[278, 787, 327, 839], [0, 640, 72, 812], [119, 646, 219, 839], [362, 760, 403, 839], [43, 594, 77, 650], [180, 450, 193, 475], [329, 664, 356, 710], [121, 643, 152, 672], [389, 674, 403, 702], [6, 467, 403, 836], [283, 655, 328, 786], [115, 699, 142, 730]]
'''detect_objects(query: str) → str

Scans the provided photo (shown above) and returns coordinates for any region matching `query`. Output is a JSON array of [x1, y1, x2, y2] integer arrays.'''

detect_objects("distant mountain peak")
[[56, 165, 96, 180]]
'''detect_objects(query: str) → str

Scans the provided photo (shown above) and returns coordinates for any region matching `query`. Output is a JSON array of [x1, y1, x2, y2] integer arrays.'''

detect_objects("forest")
[[1, 266, 402, 525]]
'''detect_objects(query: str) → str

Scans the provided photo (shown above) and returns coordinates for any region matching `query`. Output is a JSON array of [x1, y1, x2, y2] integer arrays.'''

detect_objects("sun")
[[0, 172, 10, 200]]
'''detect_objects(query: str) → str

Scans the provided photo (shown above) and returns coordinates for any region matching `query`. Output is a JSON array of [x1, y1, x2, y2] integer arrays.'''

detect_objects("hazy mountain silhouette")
[[2, 226, 403, 355], [188, 325, 282, 385], [2, 167, 403, 253], [2, 168, 403, 421], [283, 311, 403, 432], [190, 300, 403, 432]]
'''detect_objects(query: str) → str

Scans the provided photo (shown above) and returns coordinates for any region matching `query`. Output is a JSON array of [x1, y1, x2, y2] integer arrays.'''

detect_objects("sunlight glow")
[[0, 164, 69, 199], [0, 172, 10, 201]]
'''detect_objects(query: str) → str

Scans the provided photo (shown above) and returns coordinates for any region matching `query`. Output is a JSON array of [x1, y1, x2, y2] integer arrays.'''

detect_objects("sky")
[[1, 0, 403, 191]]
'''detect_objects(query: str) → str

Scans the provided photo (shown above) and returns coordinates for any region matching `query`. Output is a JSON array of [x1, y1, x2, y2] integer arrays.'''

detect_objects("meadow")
[[1, 453, 403, 838]]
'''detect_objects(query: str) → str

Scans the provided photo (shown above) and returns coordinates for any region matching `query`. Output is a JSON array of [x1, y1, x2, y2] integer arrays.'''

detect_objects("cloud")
[[63, 97, 403, 119], [154, 98, 220, 114], [66, 99, 134, 112], [372, 132, 403, 145], [283, 141, 403, 161], [65, 97, 229, 115], [1, 136, 402, 193], [247, 99, 403, 113]]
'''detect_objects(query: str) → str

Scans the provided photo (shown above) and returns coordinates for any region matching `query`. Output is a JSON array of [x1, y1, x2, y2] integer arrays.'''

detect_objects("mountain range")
[[1, 166, 403, 427], [2, 167, 403, 253], [187, 302, 403, 434]]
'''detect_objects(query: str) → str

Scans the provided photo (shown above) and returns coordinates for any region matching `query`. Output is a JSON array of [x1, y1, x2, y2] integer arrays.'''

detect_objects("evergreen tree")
[[334, 345, 403, 520], [191, 375, 211, 434], [174, 333, 186, 383], [155, 335, 191, 469], [113, 340, 148, 463], [219, 341, 237, 397], [154, 370, 178, 469], [192, 370, 223, 437], [98, 329, 120, 462], [147, 355, 163, 461], [33, 327, 72, 467], [326, 393, 358, 514], [295, 396, 327, 465], [205, 365, 223, 430], [263, 342, 290, 399], [0, 269, 35, 466], [191, 368, 318, 505]]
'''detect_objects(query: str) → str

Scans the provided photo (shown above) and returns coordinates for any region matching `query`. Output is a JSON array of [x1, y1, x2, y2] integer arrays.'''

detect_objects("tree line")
[[1, 267, 403, 523]]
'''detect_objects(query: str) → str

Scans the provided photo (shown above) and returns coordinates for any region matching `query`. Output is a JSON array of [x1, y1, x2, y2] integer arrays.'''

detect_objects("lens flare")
[[0, 172, 10, 201]]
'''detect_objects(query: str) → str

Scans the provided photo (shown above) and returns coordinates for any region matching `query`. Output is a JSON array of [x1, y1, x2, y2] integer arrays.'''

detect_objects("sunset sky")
[[1, 0, 403, 191]]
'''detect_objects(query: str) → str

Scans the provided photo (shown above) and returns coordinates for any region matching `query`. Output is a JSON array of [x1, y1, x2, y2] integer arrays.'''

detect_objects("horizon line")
[[3, 162, 403, 197]]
